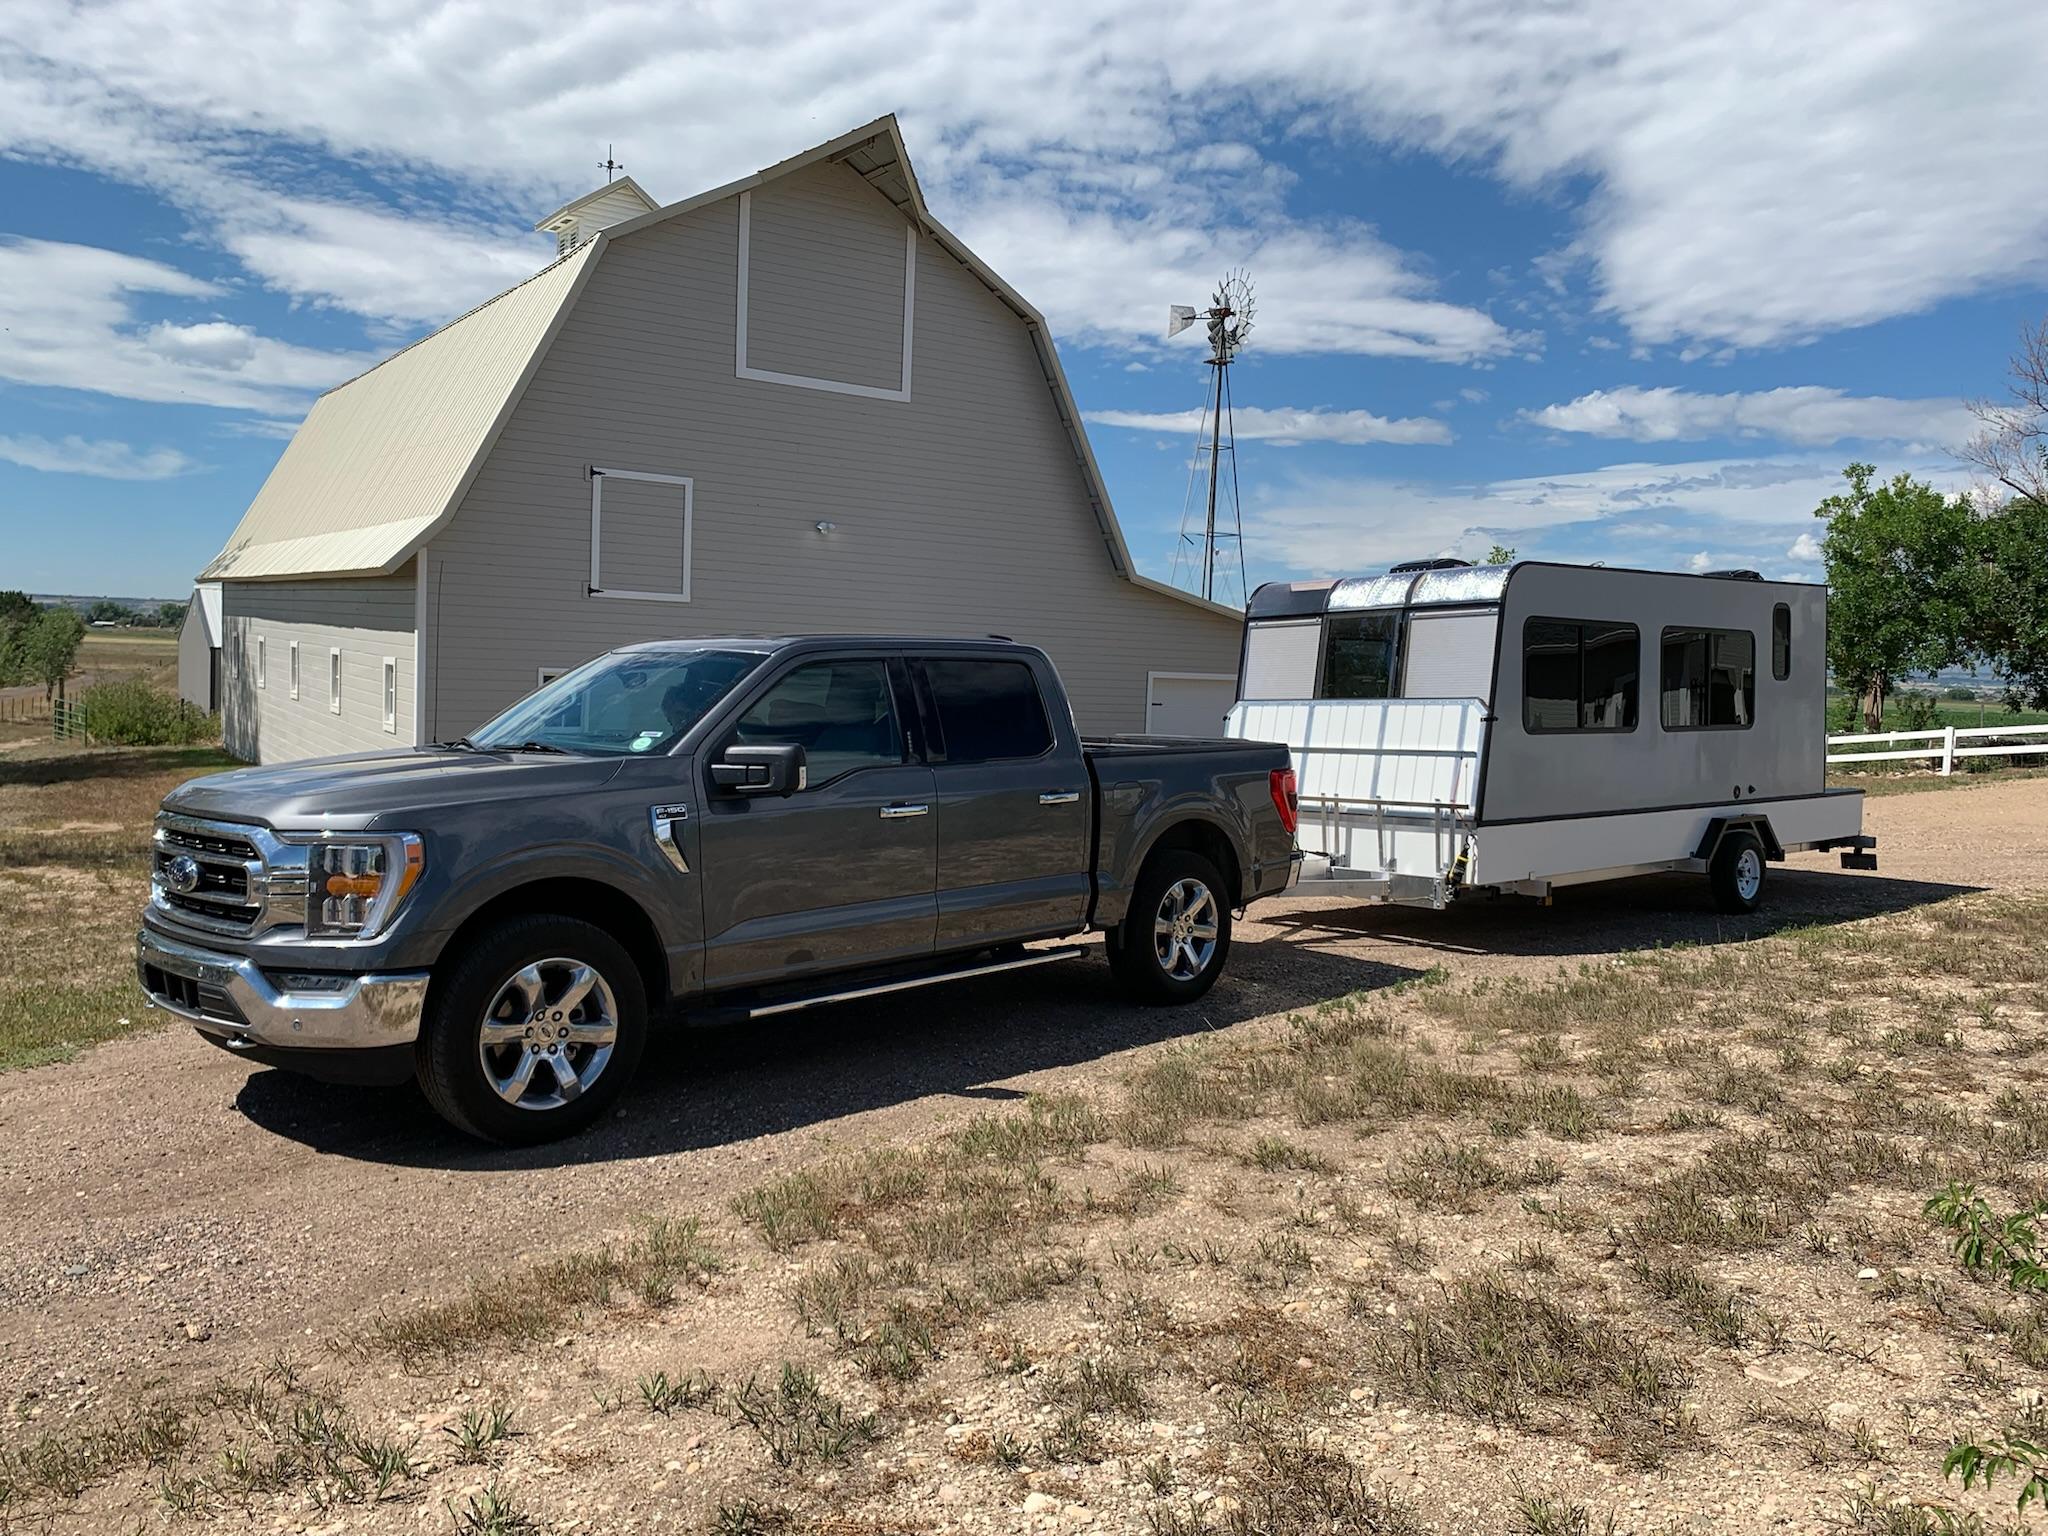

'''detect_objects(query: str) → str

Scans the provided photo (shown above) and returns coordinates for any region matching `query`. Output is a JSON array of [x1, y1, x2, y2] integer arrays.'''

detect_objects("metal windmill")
[[1166, 269, 1255, 605]]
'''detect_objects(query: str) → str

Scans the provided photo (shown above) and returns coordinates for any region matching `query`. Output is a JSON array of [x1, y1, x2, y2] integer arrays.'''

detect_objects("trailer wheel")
[[416, 914, 648, 1144], [1708, 829, 1768, 915], [1109, 850, 1232, 1005]]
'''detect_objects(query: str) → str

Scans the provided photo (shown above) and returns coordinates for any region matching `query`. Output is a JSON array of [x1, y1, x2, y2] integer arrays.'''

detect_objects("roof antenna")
[[599, 146, 625, 183]]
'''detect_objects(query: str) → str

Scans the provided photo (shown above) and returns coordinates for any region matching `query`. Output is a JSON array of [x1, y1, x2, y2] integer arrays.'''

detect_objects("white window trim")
[[733, 189, 915, 402], [537, 666, 570, 688], [382, 656, 397, 734], [288, 640, 300, 700], [588, 467, 693, 603], [255, 635, 266, 690], [328, 647, 342, 715]]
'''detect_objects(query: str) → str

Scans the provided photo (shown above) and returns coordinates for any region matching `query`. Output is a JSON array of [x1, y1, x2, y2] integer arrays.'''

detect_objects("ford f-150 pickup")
[[137, 637, 1300, 1142]]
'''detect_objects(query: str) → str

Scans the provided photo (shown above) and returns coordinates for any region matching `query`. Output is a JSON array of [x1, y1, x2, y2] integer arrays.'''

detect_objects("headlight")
[[293, 834, 424, 939]]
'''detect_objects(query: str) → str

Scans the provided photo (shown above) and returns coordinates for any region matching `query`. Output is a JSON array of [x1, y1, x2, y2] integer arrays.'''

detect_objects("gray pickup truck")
[[137, 637, 1299, 1142]]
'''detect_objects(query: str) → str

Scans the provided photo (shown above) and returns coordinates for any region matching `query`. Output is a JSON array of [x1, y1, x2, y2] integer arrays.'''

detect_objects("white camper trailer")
[[1228, 560, 1875, 912]]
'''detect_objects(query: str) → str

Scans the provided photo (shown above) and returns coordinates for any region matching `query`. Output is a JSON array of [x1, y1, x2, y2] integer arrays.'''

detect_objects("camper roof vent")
[[1387, 556, 1471, 575], [1702, 568, 1763, 581]]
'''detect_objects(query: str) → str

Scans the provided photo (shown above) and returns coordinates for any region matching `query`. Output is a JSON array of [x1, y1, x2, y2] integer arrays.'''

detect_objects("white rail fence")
[[1827, 722, 2048, 775]]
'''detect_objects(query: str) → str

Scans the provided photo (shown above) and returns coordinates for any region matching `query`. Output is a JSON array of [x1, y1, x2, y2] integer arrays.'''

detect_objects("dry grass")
[[7, 885, 2048, 1531], [0, 742, 239, 1069]]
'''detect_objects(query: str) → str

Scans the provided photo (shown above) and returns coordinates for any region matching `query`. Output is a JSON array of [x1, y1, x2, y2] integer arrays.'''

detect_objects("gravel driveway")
[[3, 780, 2040, 1409]]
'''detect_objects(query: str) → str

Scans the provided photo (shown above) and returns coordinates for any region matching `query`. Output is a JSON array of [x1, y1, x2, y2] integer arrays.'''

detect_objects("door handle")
[[879, 803, 930, 819], [1038, 790, 1081, 805]]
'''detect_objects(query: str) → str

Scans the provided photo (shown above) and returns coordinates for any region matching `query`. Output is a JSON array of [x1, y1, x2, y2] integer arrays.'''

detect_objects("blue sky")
[[3, 1, 2046, 603]]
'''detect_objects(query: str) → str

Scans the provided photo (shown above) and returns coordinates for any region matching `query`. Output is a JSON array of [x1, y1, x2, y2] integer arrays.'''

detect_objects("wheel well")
[[435, 878, 668, 1008], [1693, 815, 1784, 864], [1143, 819, 1243, 905]]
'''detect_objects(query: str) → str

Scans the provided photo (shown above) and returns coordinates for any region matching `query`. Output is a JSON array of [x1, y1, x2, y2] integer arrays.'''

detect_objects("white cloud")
[[1787, 531, 1823, 561], [1685, 551, 1713, 573], [0, 434, 199, 480], [1241, 452, 1971, 575], [0, 238, 374, 413], [1088, 404, 1453, 446], [4, 1, 2042, 352], [1523, 386, 1975, 446]]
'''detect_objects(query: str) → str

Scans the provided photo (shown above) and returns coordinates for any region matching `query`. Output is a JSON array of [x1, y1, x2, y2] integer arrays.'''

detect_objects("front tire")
[[1708, 830, 1768, 915], [1108, 850, 1232, 1005], [416, 915, 647, 1144]]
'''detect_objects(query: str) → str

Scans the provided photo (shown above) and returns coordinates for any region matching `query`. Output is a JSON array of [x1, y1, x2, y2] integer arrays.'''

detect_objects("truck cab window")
[[921, 658, 1053, 761], [1320, 613, 1399, 699], [734, 660, 903, 784], [1523, 618, 1639, 732], [1660, 627, 1755, 729]]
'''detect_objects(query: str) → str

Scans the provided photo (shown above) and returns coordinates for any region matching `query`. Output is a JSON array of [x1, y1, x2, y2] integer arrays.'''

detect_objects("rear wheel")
[[1708, 830, 1768, 915], [1109, 850, 1232, 1004], [416, 915, 647, 1144]]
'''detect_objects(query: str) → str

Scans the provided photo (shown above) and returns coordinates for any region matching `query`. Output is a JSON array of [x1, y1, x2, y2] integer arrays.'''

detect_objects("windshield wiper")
[[437, 736, 483, 752], [502, 740, 573, 755]]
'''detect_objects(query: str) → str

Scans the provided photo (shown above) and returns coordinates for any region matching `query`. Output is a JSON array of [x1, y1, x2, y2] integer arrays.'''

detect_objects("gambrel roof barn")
[[200, 117, 1242, 764]]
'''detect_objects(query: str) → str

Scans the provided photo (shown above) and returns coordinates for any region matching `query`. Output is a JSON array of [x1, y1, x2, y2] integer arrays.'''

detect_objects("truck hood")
[[162, 747, 625, 830]]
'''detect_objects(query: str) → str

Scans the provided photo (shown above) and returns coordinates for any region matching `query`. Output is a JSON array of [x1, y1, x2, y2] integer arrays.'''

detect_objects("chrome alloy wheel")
[[1152, 877, 1220, 982], [476, 958, 619, 1111], [1734, 846, 1763, 903]]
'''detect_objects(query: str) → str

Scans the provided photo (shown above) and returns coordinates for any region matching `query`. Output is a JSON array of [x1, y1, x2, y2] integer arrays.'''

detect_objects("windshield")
[[470, 648, 763, 756]]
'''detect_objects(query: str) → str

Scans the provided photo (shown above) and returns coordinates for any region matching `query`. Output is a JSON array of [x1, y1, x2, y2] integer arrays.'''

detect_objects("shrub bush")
[[75, 679, 217, 746]]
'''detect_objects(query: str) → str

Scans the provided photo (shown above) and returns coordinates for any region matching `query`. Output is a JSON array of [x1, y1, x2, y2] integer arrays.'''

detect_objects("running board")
[[733, 946, 1088, 1021]]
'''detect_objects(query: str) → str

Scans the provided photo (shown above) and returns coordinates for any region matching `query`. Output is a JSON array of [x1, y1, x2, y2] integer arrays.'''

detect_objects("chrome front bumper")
[[136, 927, 429, 1053]]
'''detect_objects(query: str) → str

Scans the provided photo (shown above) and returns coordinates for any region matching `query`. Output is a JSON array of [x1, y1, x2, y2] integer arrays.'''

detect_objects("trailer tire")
[[1708, 829, 1768, 915], [1108, 850, 1232, 1005], [416, 914, 647, 1145]]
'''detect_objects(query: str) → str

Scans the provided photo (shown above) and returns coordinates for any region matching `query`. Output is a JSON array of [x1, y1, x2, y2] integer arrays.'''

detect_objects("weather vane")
[[600, 146, 625, 183]]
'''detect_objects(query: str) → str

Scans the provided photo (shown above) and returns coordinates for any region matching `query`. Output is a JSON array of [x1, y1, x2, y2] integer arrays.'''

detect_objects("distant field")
[[1829, 692, 2048, 730]]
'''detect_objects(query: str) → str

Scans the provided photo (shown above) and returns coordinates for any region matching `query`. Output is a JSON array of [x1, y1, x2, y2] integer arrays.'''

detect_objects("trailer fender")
[[1692, 814, 1785, 864]]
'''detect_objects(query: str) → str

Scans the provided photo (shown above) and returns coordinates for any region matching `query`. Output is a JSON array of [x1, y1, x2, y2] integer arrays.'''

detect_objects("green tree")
[[86, 599, 134, 625], [21, 607, 86, 703], [1813, 463, 1979, 730], [1975, 495, 2048, 711], [1485, 544, 1518, 565], [156, 600, 187, 630], [0, 591, 36, 687]]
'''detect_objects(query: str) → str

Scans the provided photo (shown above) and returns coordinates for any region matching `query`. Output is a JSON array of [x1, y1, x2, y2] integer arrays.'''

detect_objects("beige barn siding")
[[220, 568, 417, 763], [743, 164, 908, 391], [421, 164, 1237, 739]]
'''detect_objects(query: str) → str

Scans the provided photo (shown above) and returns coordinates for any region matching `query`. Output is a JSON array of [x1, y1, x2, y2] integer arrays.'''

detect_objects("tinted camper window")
[[1522, 618, 1639, 732], [1772, 604, 1791, 681], [1660, 628, 1755, 729], [1320, 613, 1399, 699]]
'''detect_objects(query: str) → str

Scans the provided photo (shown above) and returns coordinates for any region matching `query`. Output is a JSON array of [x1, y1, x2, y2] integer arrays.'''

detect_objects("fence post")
[[1940, 725, 1956, 776]]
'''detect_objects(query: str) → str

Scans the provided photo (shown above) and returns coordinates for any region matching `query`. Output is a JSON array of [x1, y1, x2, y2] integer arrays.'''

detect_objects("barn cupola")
[[533, 175, 658, 258]]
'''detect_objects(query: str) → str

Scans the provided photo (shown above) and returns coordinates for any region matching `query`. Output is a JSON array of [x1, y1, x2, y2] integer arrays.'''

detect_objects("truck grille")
[[139, 963, 246, 1025], [153, 816, 266, 934]]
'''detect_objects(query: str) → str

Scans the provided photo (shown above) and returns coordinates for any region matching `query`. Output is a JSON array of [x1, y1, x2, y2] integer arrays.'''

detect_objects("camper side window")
[[1522, 619, 1639, 732], [1320, 613, 1399, 699], [1660, 628, 1755, 730], [1771, 604, 1791, 681]]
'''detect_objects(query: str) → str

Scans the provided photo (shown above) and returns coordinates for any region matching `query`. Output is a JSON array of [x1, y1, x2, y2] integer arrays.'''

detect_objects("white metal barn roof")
[[197, 116, 1238, 622]]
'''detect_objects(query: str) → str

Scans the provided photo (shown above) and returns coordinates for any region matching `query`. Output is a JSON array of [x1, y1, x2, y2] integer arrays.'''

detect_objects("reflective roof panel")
[[1327, 573, 1416, 610], [1410, 564, 1512, 606]]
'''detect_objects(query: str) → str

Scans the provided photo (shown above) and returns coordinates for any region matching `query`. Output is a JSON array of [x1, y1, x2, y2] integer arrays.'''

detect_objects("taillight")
[[1269, 767, 1299, 837]]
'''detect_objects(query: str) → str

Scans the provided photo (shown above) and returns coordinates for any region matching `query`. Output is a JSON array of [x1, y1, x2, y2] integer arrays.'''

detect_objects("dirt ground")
[[2, 780, 2044, 1533]]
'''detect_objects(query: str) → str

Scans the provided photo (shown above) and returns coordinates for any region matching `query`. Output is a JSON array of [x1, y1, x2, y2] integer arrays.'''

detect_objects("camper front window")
[[1320, 613, 1399, 699], [1660, 627, 1755, 730]]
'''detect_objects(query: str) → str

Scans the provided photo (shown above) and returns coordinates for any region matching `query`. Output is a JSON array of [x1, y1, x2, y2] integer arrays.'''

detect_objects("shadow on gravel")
[[1264, 866, 1981, 961], [230, 935, 1431, 1170]]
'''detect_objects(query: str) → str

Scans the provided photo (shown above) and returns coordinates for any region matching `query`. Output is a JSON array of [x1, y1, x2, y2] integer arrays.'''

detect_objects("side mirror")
[[712, 743, 807, 797]]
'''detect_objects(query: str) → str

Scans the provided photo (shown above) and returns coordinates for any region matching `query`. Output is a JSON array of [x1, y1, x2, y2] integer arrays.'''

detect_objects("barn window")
[[289, 641, 300, 700], [1660, 627, 1755, 730], [256, 636, 266, 690], [328, 648, 343, 714], [1522, 618, 1639, 732], [1771, 604, 1791, 681], [589, 468, 692, 602], [382, 658, 397, 733]]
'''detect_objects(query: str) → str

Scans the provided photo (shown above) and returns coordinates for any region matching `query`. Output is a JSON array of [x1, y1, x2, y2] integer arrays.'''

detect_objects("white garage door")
[[1146, 672, 1239, 736]]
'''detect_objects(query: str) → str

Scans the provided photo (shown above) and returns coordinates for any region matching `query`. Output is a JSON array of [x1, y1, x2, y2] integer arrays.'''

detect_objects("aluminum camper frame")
[[1227, 561, 1874, 911]]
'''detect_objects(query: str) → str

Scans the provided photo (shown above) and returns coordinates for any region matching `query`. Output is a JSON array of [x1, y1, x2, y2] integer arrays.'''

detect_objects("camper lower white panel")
[[1466, 793, 1864, 888]]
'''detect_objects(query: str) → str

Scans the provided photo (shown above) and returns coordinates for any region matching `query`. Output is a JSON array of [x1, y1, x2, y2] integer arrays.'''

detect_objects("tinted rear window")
[[923, 659, 1054, 762]]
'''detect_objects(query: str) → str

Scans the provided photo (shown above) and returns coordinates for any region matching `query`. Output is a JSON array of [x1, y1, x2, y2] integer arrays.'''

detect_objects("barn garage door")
[[1147, 673, 1238, 736]]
